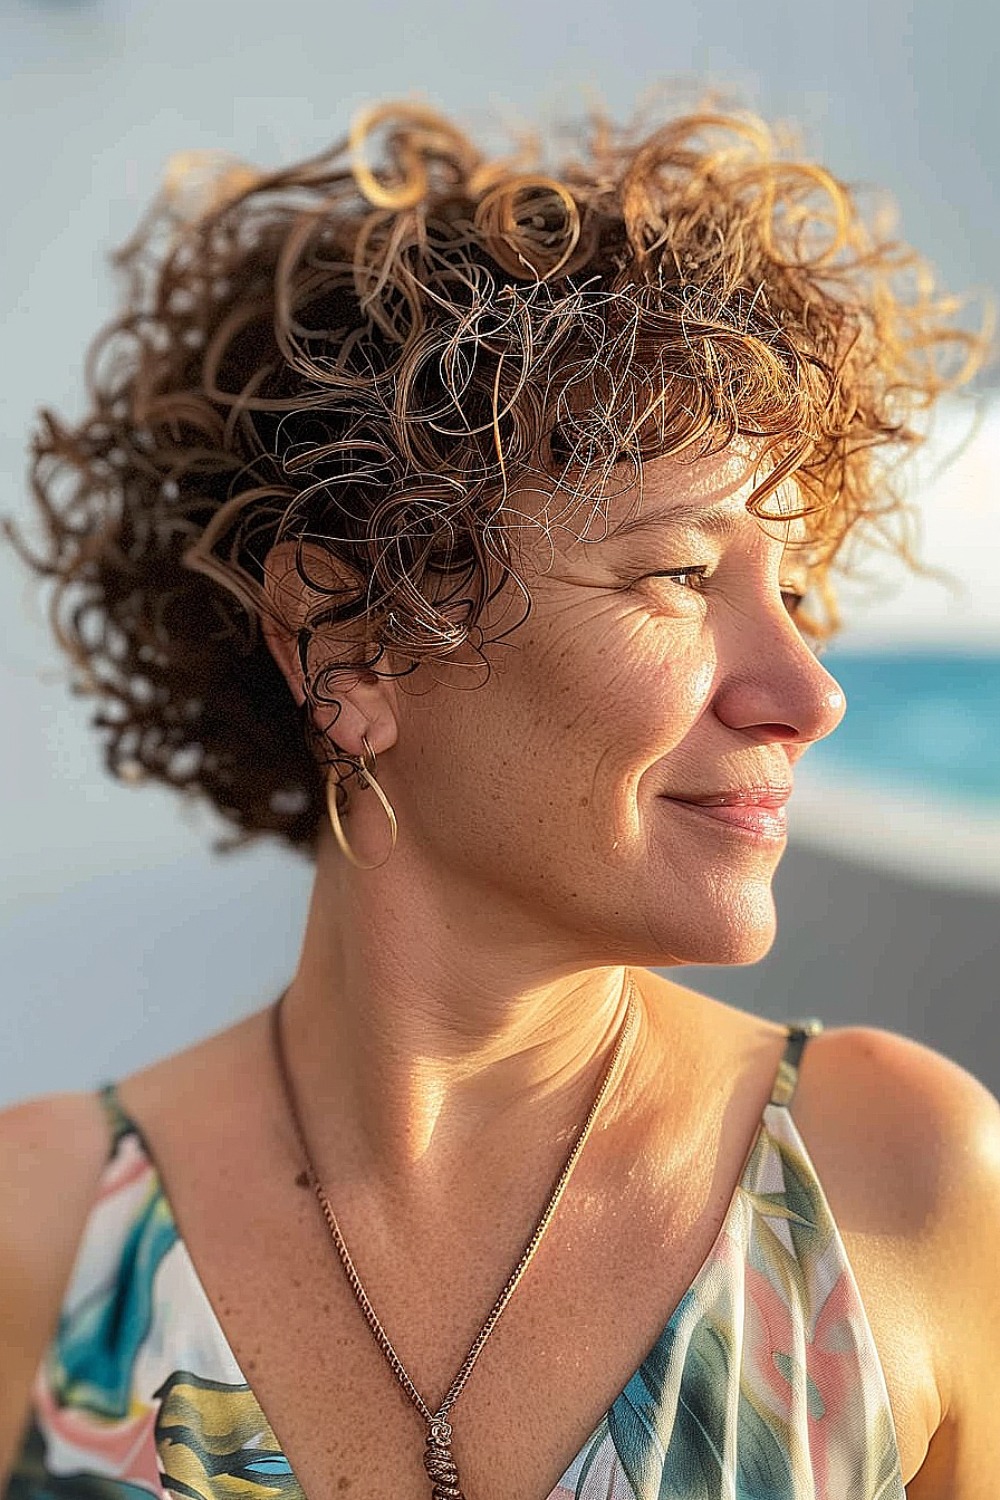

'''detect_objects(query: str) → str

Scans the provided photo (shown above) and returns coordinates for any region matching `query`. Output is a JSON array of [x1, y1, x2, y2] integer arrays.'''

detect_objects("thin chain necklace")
[[269, 973, 639, 1500]]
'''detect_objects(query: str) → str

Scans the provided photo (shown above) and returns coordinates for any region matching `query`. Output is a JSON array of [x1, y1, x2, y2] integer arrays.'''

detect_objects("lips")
[[665, 798, 789, 839], [667, 785, 793, 809]]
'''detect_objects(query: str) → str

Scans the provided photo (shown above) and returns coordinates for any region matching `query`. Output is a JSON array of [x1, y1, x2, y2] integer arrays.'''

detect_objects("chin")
[[658, 936, 776, 969], [649, 896, 779, 968]]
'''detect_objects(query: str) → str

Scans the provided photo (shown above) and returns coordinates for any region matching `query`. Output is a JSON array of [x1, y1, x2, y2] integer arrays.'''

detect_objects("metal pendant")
[[423, 1417, 464, 1499]]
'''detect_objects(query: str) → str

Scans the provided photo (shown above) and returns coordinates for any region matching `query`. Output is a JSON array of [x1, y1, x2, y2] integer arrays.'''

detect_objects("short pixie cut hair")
[[6, 91, 988, 859]]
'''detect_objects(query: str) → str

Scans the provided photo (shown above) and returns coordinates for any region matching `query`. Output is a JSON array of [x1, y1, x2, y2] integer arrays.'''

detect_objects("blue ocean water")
[[804, 649, 1000, 806]]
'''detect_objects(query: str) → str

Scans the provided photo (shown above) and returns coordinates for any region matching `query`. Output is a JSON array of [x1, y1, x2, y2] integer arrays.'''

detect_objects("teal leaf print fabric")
[[545, 1097, 906, 1499], [48, 1190, 177, 1423], [4, 1033, 907, 1500]]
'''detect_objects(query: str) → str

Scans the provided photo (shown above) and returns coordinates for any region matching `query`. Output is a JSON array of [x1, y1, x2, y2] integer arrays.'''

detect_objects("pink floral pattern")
[[4, 1021, 906, 1499]]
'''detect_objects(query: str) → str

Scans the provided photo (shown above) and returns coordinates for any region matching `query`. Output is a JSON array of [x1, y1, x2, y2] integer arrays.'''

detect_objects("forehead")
[[557, 446, 812, 554]]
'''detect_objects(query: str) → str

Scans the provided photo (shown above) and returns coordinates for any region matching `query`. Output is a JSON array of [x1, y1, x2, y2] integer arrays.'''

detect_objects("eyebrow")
[[609, 498, 810, 544], [609, 502, 753, 541]]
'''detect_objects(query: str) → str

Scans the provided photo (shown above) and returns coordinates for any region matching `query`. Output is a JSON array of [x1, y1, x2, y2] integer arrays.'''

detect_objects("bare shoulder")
[[802, 1020, 1000, 1250], [683, 992, 1000, 1491], [0, 1009, 259, 1488], [0, 1089, 113, 1484], [797, 1022, 1000, 1496], [0, 1088, 112, 1329]]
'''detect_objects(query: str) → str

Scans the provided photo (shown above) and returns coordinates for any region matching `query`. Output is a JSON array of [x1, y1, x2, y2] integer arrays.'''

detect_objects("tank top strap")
[[95, 1079, 139, 1155], [769, 1017, 824, 1108]]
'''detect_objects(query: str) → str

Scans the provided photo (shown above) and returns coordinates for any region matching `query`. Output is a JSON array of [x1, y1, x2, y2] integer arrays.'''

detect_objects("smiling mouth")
[[662, 797, 788, 840]]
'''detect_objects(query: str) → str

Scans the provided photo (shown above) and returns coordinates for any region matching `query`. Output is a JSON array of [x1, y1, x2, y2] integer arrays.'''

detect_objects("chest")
[[115, 1013, 941, 1499], [136, 1142, 934, 1497], [167, 1138, 746, 1500], [207, 1225, 698, 1499]]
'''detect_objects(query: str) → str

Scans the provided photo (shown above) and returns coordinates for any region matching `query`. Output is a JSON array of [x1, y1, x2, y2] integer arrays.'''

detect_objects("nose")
[[711, 612, 847, 748]]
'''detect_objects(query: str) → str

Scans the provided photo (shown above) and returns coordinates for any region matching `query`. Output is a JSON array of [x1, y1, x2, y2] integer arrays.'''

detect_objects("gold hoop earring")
[[326, 733, 398, 870]]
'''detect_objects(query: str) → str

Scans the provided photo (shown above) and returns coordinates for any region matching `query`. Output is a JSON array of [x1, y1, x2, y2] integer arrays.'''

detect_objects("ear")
[[260, 540, 399, 761]]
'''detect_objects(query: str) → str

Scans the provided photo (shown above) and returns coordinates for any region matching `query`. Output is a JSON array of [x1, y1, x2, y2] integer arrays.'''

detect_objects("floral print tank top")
[[4, 1017, 906, 1500]]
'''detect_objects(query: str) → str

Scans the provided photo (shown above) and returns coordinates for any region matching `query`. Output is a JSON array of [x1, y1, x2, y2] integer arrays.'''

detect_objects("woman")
[[1, 95, 997, 1499]]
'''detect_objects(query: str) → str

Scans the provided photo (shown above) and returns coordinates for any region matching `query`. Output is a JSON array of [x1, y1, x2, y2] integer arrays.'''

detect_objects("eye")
[[645, 566, 710, 591], [645, 569, 807, 615], [780, 589, 807, 616]]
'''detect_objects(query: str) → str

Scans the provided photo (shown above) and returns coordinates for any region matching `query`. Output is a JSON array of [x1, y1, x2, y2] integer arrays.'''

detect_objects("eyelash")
[[646, 567, 807, 615]]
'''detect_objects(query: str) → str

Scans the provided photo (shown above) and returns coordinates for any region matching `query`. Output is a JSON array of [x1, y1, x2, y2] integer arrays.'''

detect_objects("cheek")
[[502, 592, 717, 769], [687, 655, 716, 708], [618, 633, 717, 737]]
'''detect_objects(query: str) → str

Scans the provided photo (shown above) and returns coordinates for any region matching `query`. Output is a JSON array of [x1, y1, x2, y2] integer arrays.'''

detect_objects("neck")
[[270, 830, 662, 1208]]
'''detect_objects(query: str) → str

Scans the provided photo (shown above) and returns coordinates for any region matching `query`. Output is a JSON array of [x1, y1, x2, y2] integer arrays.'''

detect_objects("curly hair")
[[4, 89, 991, 861]]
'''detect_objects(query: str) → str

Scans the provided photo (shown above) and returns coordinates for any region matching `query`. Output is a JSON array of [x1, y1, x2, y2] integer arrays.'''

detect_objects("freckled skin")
[[364, 445, 845, 973], [258, 440, 847, 1180]]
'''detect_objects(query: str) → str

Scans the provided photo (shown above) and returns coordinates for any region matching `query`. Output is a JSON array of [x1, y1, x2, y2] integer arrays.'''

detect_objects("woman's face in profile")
[[360, 444, 847, 968]]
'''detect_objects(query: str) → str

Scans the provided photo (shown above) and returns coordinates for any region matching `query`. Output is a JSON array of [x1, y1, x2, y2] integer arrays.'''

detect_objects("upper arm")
[[849, 1028, 1000, 1499], [0, 1091, 111, 1490], [916, 1059, 1000, 1498]]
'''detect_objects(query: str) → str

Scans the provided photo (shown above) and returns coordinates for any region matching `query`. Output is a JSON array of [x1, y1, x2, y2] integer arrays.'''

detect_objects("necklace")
[[269, 973, 639, 1500]]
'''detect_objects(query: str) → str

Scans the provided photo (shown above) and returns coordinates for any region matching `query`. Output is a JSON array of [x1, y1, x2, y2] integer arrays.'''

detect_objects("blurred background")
[[2, 0, 998, 1107]]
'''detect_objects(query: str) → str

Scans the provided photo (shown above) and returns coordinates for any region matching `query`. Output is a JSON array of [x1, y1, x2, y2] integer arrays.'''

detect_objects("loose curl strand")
[[4, 88, 992, 859]]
